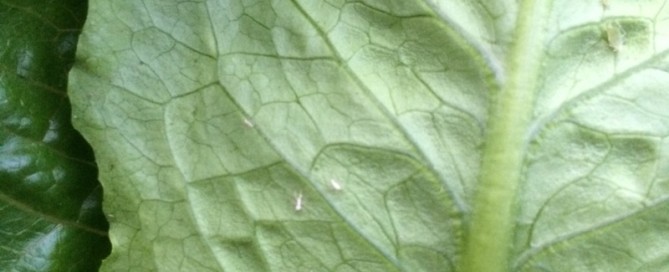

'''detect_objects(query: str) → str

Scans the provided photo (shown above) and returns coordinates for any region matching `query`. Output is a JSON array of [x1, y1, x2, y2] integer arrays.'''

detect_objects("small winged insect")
[[605, 21, 624, 52], [294, 192, 304, 211]]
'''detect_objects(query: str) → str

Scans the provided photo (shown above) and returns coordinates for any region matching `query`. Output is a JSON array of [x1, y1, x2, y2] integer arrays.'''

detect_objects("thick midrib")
[[460, 1, 550, 271]]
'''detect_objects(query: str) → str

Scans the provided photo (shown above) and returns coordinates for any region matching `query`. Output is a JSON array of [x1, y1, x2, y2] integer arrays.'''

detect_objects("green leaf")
[[0, 0, 110, 271], [70, 0, 669, 271]]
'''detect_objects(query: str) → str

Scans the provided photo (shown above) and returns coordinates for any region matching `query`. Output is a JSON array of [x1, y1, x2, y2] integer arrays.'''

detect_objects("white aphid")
[[601, 0, 609, 9], [243, 117, 254, 128], [329, 179, 342, 191], [294, 192, 304, 211], [605, 21, 624, 52]]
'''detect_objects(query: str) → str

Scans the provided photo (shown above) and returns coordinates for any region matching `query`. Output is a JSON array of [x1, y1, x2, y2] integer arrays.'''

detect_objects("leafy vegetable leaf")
[[0, 0, 109, 270], [70, 0, 669, 271]]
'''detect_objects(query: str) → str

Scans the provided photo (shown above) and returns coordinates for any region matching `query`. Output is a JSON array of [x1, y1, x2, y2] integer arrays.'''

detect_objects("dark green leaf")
[[0, 0, 109, 271]]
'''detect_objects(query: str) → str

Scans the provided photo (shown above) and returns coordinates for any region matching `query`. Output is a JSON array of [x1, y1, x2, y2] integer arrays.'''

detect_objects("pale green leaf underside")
[[70, 0, 669, 271]]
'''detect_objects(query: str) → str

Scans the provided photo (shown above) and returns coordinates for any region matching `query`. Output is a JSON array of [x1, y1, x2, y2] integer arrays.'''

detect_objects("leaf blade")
[[71, 0, 669, 271]]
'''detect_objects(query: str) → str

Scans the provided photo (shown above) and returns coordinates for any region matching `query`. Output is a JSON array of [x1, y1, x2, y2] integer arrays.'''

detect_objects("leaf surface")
[[70, 0, 669, 271]]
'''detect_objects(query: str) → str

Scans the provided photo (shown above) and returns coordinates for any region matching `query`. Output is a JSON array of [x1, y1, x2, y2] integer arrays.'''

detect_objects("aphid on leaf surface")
[[601, 0, 610, 9], [329, 179, 342, 191], [294, 192, 304, 212], [605, 22, 624, 52], [242, 117, 254, 128]]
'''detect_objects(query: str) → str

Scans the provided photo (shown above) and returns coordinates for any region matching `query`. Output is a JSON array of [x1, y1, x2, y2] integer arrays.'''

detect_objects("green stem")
[[460, 1, 550, 271]]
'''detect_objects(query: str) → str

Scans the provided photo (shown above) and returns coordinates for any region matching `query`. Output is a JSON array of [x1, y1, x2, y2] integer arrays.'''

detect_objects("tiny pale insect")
[[294, 192, 304, 211], [329, 179, 342, 191], [243, 117, 254, 128], [601, 0, 609, 9], [605, 22, 624, 52]]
